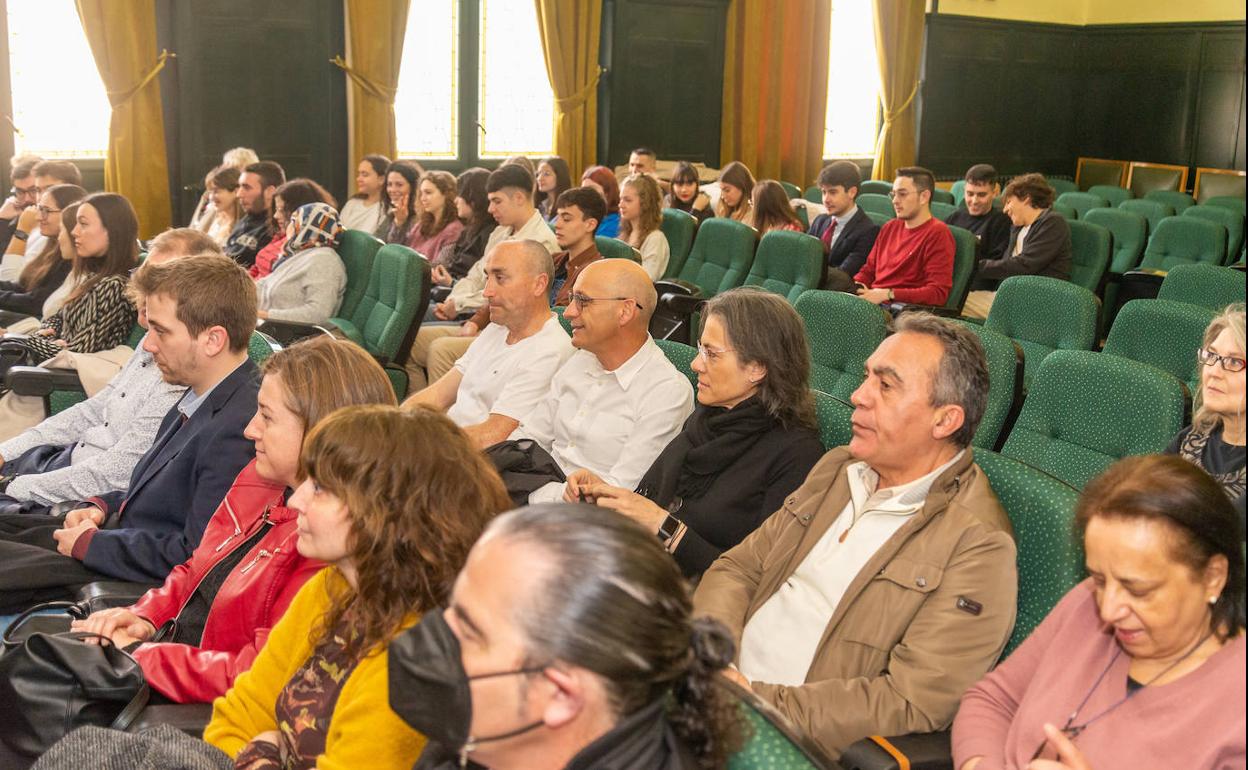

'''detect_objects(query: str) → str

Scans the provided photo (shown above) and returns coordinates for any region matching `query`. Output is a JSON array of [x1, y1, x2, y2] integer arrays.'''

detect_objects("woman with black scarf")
[[567, 287, 825, 578]]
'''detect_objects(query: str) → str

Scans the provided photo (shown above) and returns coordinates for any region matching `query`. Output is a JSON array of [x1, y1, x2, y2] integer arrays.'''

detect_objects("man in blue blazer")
[[807, 160, 881, 286], [0, 256, 260, 612]]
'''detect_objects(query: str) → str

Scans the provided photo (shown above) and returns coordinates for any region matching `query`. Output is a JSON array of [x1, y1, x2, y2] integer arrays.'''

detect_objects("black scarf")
[[638, 396, 775, 506]]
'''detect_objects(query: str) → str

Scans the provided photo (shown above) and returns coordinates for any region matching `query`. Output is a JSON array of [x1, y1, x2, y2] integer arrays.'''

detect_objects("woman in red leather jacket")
[[73, 336, 397, 702]]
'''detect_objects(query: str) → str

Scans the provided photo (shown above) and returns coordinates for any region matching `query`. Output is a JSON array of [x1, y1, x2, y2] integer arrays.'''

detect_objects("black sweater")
[[0, 258, 72, 318], [975, 208, 1072, 285], [637, 416, 825, 578]]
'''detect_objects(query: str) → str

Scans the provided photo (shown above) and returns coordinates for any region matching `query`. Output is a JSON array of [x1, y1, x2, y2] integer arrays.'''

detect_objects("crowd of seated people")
[[0, 141, 1241, 770]]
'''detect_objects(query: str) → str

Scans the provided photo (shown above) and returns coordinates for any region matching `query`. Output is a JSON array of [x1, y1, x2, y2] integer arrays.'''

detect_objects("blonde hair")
[[1194, 303, 1246, 433], [617, 173, 663, 247], [222, 147, 259, 169]]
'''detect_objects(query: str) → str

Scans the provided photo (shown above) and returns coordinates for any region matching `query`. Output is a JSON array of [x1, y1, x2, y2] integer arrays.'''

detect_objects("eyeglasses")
[[36, 205, 62, 218], [10, 186, 36, 199], [1198, 348, 1246, 372], [696, 344, 735, 363], [887, 189, 915, 200], [567, 293, 643, 311]]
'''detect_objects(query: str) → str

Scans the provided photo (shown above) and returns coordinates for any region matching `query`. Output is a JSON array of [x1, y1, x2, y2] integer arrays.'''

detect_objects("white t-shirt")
[[637, 229, 670, 281], [339, 198, 385, 234], [447, 313, 573, 427], [449, 210, 560, 312]]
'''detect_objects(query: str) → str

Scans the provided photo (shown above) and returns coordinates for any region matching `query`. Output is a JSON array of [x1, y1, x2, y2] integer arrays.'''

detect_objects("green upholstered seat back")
[[1048, 179, 1078, 195], [1140, 216, 1227, 270], [1204, 196, 1246, 216], [1118, 199, 1174, 235], [1056, 191, 1109, 219], [1001, 350, 1186, 488], [1066, 219, 1111, 292], [951, 179, 966, 203], [856, 193, 894, 220], [1087, 185, 1132, 207], [778, 181, 801, 199], [794, 290, 888, 401], [728, 686, 836, 769], [956, 321, 1023, 450], [859, 180, 893, 196], [1082, 207, 1146, 274], [931, 201, 957, 222], [1144, 189, 1196, 214], [931, 188, 955, 205], [344, 243, 427, 360], [812, 390, 854, 451], [974, 450, 1083, 657], [594, 235, 640, 262], [655, 338, 698, 390], [744, 230, 824, 304], [678, 218, 758, 297], [984, 276, 1099, 387], [660, 208, 698, 279], [1157, 263, 1246, 312], [335, 229, 383, 319], [946, 224, 978, 311], [1183, 205, 1244, 261], [1103, 298, 1217, 396]]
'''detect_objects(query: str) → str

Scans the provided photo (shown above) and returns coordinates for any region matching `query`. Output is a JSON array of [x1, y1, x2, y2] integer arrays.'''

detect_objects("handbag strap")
[[2, 600, 80, 646], [109, 682, 151, 733]]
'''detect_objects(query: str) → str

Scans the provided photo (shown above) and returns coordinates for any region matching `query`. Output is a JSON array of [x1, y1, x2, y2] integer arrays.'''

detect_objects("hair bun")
[[689, 616, 736, 675]]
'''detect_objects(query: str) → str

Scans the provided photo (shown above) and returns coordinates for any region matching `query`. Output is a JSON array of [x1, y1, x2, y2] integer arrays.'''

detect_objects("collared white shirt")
[[512, 337, 694, 503], [827, 205, 859, 251], [447, 314, 573, 427], [738, 450, 965, 686], [177, 358, 250, 421], [449, 209, 560, 311]]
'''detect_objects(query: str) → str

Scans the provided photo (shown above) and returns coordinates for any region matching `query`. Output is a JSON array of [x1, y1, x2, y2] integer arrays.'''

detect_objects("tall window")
[[6, 1, 110, 158], [823, 0, 880, 159], [395, 0, 554, 162]]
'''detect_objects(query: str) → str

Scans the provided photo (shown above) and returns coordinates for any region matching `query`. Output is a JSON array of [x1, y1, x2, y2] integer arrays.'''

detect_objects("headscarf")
[[276, 202, 343, 269]]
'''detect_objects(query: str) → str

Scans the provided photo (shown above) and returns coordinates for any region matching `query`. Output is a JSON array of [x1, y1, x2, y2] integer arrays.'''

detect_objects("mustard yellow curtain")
[[870, 0, 925, 180], [534, 0, 602, 177], [75, 0, 172, 238], [721, 0, 830, 187], [338, 0, 409, 171]]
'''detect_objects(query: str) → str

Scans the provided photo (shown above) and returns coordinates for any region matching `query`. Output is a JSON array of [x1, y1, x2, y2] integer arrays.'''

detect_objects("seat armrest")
[[429, 284, 452, 304], [882, 301, 959, 318], [75, 580, 161, 613], [1112, 270, 1166, 312], [258, 319, 346, 346], [660, 292, 708, 315], [5, 365, 86, 396], [839, 730, 952, 770], [127, 703, 215, 737]]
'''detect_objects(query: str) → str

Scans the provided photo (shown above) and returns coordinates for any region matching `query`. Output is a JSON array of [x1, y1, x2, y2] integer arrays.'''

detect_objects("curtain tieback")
[[554, 66, 604, 112], [881, 81, 921, 126], [106, 49, 175, 108], [330, 55, 399, 103]]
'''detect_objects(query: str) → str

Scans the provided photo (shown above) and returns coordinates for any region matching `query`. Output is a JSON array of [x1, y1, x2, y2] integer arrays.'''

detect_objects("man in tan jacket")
[[693, 312, 1017, 760]]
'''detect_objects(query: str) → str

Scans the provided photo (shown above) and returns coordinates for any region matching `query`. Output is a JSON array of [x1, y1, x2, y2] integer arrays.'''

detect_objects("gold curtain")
[[870, 0, 925, 180], [338, 0, 410, 172], [75, 0, 172, 238], [721, 0, 831, 187], [534, 0, 602, 177]]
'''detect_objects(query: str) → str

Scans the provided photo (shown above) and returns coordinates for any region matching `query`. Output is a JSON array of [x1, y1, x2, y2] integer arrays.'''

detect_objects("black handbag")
[[0, 602, 150, 759]]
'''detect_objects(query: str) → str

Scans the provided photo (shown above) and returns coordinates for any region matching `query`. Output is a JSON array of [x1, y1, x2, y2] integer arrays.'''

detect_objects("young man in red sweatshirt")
[[855, 166, 955, 307]]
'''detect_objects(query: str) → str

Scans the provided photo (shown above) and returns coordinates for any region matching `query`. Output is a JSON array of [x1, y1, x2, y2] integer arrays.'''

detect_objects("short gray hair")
[[892, 312, 989, 448]]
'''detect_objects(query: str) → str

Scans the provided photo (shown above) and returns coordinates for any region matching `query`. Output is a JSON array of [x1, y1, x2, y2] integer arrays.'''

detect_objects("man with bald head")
[[510, 258, 693, 503], [403, 240, 573, 448]]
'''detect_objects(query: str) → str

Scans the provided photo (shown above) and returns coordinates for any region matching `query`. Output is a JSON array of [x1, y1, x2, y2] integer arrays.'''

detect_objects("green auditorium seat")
[[1076, 157, 1128, 191], [1056, 191, 1109, 220], [1103, 298, 1217, 397], [955, 321, 1024, 451], [944, 224, 978, 313], [1066, 219, 1112, 293], [1051, 202, 1076, 220], [857, 193, 894, 220], [664, 218, 757, 298], [727, 683, 838, 770], [1048, 179, 1078, 196], [974, 449, 1084, 656], [1204, 196, 1246, 217], [813, 390, 854, 451], [1001, 349, 1186, 489], [950, 179, 966, 203], [1118, 199, 1174, 235], [779, 181, 801, 200], [744, 230, 824, 304], [794, 204, 809, 230], [1156, 263, 1245, 312], [1127, 162, 1187, 198], [1087, 185, 1132, 207], [931, 201, 957, 222], [1183, 205, 1244, 262], [794, 290, 888, 401], [931, 188, 955, 205], [1145, 189, 1196, 214], [860, 180, 893, 196], [552, 305, 572, 334], [595, 235, 640, 262], [655, 338, 698, 389], [803, 185, 822, 205], [984, 275, 1099, 388], [336, 229, 383, 320], [660, 208, 697, 279], [865, 210, 892, 228], [1083, 207, 1149, 333], [1139, 216, 1227, 270]]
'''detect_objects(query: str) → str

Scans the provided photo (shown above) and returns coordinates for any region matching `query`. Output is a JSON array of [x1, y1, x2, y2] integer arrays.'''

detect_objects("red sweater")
[[854, 217, 955, 305]]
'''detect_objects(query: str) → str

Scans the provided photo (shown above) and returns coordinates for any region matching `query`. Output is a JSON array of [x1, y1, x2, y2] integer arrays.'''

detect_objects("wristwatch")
[[657, 513, 683, 545]]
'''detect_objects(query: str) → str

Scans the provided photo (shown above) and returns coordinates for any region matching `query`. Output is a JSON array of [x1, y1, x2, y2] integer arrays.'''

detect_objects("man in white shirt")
[[403, 240, 572, 448], [511, 259, 693, 504], [407, 164, 561, 390], [692, 312, 1016, 760]]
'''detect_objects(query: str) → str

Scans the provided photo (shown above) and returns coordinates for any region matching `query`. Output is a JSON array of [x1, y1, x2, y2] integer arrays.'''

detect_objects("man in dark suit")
[[0, 256, 261, 612], [807, 160, 881, 288]]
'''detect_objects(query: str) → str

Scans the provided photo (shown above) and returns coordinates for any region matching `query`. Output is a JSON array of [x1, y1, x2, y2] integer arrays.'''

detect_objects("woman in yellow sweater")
[[204, 405, 511, 770]]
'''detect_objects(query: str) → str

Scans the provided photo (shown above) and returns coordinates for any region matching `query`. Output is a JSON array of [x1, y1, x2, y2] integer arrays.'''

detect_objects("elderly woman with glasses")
[[1167, 303, 1245, 521], [565, 287, 825, 578], [952, 454, 1246, 770]]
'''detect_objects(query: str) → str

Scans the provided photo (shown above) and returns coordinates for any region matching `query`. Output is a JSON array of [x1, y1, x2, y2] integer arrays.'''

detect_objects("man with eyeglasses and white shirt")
[[509, 259, 693, 504], [855, 166, 955, 308]]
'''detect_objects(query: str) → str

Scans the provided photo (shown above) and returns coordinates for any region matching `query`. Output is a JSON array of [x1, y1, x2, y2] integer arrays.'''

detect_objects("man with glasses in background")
[[1, 160, 84, 281], [508, 259, 693, 503], [0, 156, 44, 266], [854, 166, 956, 308]]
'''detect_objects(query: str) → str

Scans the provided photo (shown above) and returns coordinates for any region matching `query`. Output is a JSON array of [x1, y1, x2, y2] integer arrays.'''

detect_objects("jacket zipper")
[[171, 505, 276, 626], [239, 547, 279, 574], [213, 499, 245, 553]]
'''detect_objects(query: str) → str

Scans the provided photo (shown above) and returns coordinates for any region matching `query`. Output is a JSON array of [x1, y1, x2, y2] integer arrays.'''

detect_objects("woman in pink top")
[[407, 170, 463, 260], [953, 454, 1246, 770]]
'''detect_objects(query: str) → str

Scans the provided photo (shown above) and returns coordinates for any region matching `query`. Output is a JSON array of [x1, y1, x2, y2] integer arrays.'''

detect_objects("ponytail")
[[667, 617, 747, 770]]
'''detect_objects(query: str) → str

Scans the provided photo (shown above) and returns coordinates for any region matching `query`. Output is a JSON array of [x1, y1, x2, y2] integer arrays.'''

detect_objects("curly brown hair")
[[617, 172, 664, 247], [301, 404, 510, 660]]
